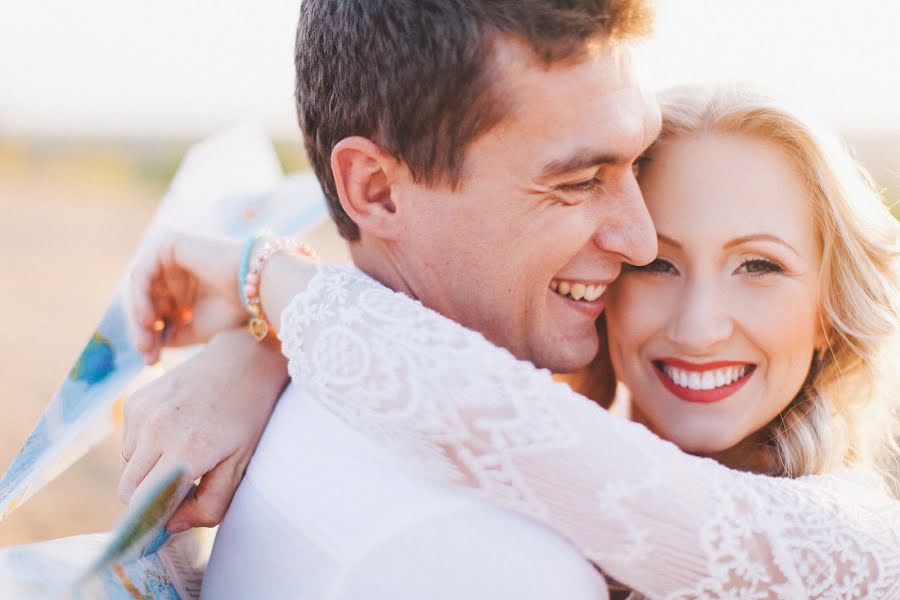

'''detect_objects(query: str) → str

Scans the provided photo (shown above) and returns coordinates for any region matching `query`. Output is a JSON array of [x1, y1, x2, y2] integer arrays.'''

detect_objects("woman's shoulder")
[[796, 466, 897, 504]]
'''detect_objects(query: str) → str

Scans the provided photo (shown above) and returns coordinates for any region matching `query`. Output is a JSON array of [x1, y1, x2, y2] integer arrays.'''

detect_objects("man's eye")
[[628, 258, 677, 275], [559, 179, 603, 193], [737, 258, 784, 276]]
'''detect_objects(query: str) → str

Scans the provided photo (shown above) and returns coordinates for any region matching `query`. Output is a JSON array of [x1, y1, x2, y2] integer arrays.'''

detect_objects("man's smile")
[[550, 278, 608, 302]]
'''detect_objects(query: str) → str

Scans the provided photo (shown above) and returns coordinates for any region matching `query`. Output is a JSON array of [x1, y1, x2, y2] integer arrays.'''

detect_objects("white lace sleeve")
[[279, 265, 900, 599]]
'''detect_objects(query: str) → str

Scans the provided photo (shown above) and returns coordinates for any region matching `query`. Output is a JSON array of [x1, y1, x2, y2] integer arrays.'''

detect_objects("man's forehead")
[[492, 34, 640, 94], [488, 45, 659, 165]]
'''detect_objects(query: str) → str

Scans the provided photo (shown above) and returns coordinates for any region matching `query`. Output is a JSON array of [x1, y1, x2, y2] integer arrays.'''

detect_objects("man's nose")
[[665, 278, 734, 352], [592, 172, 657, 266]]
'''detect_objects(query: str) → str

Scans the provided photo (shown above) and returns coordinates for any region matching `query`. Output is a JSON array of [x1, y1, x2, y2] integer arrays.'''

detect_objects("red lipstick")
[[653, 359, 755, 404]]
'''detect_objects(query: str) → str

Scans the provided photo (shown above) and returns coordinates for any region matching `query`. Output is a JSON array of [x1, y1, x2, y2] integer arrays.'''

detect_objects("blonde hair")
[[582, 84, 900, 485]]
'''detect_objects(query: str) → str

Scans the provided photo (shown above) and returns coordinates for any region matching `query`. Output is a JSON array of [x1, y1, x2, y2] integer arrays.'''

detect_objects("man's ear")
[[331, 137, 402, 240]]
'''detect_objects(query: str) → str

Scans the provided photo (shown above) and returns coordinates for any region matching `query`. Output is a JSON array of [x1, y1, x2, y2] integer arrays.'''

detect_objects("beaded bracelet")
[[238, 230, 271, 309], [239, 235, 317, 341]]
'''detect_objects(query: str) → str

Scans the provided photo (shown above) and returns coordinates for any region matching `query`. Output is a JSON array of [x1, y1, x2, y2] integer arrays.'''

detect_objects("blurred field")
[[0, 137, 314, 547], [0, 133, 897, 548]]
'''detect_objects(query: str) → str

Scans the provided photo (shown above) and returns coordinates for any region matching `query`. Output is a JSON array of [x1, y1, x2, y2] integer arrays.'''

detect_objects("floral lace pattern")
[[280, 265, 900, 599]]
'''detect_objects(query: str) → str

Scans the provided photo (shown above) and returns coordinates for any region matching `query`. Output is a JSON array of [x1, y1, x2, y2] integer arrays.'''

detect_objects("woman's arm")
[[121, 232, 317, 532], [280, 264, 900, 599]]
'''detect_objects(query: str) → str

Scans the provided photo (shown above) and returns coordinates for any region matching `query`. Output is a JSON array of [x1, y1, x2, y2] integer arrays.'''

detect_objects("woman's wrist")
[[239, 233, 317, 341], [257, 252, 319, 335]]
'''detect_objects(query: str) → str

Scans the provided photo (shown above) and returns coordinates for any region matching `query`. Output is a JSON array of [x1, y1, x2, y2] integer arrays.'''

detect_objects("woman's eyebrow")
[[656, 232, 681, 249], [724, 233, 800, 257]]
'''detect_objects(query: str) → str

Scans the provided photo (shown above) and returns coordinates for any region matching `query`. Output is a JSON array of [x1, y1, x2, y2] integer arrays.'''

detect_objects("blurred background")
[[1, 0, 898, 546]]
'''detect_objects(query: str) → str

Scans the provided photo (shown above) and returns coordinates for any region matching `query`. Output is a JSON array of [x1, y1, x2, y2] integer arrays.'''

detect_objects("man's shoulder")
[[338, 506, 609, 600], [244, 381, 485, 544], [229, 382, 606, 598]]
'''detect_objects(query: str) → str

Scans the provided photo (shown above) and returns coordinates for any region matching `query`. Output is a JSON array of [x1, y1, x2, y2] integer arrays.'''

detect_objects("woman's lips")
[[653, 359, 756, 404]]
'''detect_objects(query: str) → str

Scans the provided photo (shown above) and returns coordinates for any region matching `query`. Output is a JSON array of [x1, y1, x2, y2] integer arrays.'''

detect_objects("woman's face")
[[605, 133, 825, 454]]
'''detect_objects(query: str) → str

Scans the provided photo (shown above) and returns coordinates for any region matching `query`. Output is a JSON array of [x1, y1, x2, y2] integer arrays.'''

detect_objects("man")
[[121, 1, 660, 597]]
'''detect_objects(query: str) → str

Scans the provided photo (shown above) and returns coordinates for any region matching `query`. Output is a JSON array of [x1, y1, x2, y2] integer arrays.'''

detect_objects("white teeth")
[[584, 284, 606, 302], [688, 372, 701, 390], [662, 364, 750, 391], [549, 280, 607, 302]]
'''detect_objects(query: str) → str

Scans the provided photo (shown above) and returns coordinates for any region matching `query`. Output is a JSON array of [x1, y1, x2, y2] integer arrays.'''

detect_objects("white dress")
[[278, 264, 900, 600]]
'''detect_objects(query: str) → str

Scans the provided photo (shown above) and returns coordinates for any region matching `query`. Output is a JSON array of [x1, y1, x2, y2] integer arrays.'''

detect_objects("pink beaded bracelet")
[[243, 236, 317, 341]]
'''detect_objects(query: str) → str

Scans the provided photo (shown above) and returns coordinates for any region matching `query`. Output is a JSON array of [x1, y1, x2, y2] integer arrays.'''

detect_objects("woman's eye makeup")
[[736, 257, 784, 276], [631, 156, 650, 179], [628, 257, 678, 275]]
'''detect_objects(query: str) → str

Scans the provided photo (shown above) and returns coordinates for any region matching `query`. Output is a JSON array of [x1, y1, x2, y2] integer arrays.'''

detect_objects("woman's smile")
[[652, 358, 756, 403]]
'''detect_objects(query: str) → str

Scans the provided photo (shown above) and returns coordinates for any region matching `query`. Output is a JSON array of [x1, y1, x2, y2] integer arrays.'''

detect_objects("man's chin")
[[529, 331, 600, 374]]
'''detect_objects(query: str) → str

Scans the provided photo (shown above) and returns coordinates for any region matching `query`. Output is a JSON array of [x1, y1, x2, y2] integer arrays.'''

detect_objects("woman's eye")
[[629, 257, 677, 275], [737, 258, 784, 276], [631, 157, 649, 179]]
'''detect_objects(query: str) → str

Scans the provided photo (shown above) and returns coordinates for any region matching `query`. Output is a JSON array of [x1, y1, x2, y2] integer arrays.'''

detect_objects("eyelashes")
[[737, 257, 784, 276], [626, 257, 785, 277], [557, 179, 604, 193], [640, 257, 677, 274]]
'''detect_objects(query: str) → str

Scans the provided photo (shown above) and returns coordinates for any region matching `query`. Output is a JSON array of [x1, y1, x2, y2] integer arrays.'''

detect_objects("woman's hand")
[[119, 328, 289, 533], [126, 231, 246, 364]]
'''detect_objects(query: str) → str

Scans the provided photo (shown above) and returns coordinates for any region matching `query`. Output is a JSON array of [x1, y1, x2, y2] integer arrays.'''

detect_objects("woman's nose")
[[665, 278, 734, 352]]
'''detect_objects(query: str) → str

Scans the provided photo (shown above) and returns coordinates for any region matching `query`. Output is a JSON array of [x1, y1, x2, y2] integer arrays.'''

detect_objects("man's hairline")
[[412, 30, 635, 192]]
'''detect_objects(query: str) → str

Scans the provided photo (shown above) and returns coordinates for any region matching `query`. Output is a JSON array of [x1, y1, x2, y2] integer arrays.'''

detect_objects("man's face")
[[393, 37, 661, 372]]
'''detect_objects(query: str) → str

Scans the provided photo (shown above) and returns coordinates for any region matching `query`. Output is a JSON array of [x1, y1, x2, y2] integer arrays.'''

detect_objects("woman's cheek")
[[731, 281, 818, 347], [607, 274, 678, 346], [730, 282, 820, 400]]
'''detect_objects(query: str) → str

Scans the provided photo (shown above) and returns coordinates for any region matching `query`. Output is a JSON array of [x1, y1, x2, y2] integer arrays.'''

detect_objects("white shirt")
[[201, 379, 609, 599]]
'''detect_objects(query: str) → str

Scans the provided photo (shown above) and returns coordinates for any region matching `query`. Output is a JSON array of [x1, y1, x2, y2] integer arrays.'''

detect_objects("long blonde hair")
[[581, 84, 900, 484]]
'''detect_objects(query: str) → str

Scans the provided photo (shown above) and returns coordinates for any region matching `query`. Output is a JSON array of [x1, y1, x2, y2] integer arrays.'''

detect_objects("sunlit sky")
[[1, 0, 898, 139]]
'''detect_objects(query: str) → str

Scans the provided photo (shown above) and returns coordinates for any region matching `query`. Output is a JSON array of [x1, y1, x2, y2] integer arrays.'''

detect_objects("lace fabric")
[[279, 265, 900, 599]]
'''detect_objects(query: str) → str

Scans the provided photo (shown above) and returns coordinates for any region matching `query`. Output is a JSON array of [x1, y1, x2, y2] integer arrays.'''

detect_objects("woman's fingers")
[[118, 443, 162, 506], [126, 456, 195, 529], [166, 456, 245, 533]]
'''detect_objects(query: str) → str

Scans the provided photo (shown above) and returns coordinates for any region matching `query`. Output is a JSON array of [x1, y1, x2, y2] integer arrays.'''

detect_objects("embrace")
[[118, 1, 900, 598]]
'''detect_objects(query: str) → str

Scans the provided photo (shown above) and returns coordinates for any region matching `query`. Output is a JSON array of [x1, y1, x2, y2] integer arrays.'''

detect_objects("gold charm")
[[248, 317, 269, 341]]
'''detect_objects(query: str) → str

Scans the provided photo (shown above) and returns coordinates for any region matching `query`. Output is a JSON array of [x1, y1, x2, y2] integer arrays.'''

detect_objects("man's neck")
[[349, 242, 419, 301]]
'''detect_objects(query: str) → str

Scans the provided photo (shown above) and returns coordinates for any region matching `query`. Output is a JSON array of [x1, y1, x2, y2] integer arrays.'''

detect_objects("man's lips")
[[548, 276, 615, 319], [551, 290, 607, 319], [653, 358, 756, 404]]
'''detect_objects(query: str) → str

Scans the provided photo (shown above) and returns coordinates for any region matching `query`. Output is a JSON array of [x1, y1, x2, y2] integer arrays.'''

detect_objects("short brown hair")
[[295, 0, 654, 240]]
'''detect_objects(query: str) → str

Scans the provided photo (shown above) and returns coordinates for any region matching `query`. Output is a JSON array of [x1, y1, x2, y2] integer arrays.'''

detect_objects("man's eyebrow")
[[724, 233, 800, 256], [538, 150, 628, 178]]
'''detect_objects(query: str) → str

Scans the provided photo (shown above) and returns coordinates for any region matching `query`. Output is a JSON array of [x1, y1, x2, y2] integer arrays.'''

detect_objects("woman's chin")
[[655, 421, 744, 456]]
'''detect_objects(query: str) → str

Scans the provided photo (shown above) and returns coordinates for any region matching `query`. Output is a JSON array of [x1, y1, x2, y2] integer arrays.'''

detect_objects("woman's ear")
[[331, 137, 402, 240]]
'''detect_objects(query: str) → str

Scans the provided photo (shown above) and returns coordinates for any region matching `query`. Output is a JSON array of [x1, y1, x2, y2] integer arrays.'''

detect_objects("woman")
[[129, 85, 900, 597]]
